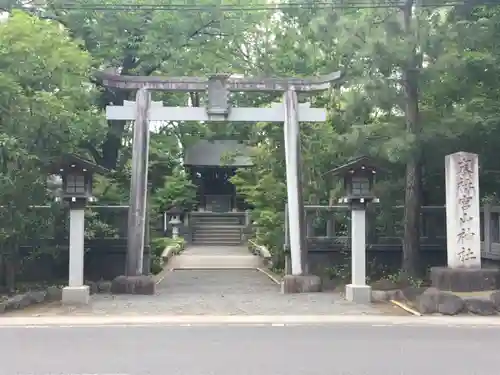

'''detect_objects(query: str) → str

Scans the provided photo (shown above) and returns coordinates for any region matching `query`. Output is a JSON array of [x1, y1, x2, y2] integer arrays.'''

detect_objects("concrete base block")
[[345, 284, 372, 304], [62, 286, 90, 305], [281, 274, 322, 294], [430, 266, 500, 292], [111, 275, 156, 295]]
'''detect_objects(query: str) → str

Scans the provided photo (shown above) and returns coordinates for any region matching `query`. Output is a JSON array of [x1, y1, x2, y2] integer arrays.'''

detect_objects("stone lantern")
[[49, 154, 108, 305], [337, 159, 378, 206], [326, 156, 381, 304], [166, 205, 183, 239], [51, 154, 107, 206]]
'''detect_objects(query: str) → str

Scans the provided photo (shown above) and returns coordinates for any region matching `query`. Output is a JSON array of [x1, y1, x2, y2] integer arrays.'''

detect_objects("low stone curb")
[[248, 241, 272, 267], [372, 287, 500, 316], [161, 240, 186, 265], [3, 314, 500, 327], [0, 286, 62, 314], [161, 244, 181, 264], [0, 281, 113, 314], [257, 268, 282, 285]]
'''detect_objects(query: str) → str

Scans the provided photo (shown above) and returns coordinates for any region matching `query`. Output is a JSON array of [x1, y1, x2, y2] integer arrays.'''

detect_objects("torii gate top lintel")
[[96, 71, 343, 93]]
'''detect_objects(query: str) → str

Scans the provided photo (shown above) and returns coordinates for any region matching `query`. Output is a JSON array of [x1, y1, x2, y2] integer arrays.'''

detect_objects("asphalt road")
[[2, 323, 499, 375]]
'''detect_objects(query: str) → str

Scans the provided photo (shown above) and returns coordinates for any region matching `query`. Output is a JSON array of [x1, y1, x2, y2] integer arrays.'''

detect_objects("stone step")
[[191, 215, 245, 246], [192, 238, 243, 245], [193, 227, 241, 233], [192, 214, 244, 223], [192, 232, 242, 238], [169, 254, 263, 269], [192, 241, 243, 246], [193, 227, 242, 237], [193, 224, 243, 230], [192, 236, 242, 246], [192, 235, 242, 241], [194, 219, 242, 226], [192, 235, 243, 244], [193, 232, 241, 237]]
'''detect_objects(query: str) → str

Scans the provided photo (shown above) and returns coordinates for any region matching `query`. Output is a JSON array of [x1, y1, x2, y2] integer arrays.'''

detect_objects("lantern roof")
[[48, 154, 109, 175], [166, 204, 185, 214], [323, 156, 386, 177]]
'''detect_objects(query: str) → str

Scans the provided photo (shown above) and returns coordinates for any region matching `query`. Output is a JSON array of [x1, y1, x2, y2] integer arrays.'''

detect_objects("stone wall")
[[0, 205, 154, 286], [306, 237, 447, 278], [8, 240, 151, 284], [295, 204, 500, 280], [305, 237, 500, 284]]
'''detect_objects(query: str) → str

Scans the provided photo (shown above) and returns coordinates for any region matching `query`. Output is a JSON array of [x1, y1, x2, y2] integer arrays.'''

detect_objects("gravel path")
[[5, 269, 393, 316]]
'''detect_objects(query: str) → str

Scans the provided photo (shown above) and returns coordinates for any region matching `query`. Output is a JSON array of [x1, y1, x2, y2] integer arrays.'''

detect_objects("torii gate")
[[100, 72, 342, 289]]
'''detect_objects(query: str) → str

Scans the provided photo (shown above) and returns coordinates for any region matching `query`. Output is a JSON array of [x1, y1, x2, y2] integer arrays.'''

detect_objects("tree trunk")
[[401, 0, 422, 277], [5, 252, 16, 295]]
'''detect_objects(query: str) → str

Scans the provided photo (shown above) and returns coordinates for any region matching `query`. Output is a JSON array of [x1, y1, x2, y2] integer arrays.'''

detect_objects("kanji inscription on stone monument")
[[445, 151, 481, 268]]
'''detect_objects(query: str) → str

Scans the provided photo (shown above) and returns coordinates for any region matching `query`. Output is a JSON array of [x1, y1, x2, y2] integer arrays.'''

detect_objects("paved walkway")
[[169, 245, 263, 269], [183, 245, 250, 256], [4, 269, 392, 316]]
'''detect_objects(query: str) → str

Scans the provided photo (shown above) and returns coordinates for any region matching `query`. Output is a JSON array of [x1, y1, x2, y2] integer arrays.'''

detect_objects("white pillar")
[[351, 209, 366, 285], [445, 152, 481, 268], [62, 207, 90, 305], [283, 89, 305, 276], [345, 206, 371, 304]]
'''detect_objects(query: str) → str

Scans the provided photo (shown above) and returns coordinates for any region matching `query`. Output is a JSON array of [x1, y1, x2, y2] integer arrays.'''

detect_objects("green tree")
[[0, 11, 99, 289], [29, 0, 268, 170], [152, 168, 197, 213]]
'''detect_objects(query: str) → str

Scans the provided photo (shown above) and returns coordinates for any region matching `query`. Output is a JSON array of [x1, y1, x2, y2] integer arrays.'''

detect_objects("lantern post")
[[50, 155, 108, 305], [326, 156, 380, 304]]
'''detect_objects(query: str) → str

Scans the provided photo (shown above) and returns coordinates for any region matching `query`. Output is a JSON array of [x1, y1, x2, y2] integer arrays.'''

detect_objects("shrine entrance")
[[184, 139, 251, 214], [205, 195, 231, 213], [100, 72, 342, 278]]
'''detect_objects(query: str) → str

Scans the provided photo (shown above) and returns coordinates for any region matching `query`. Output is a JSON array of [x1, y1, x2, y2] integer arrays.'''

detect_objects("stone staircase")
[[191, 213, 245, 246]]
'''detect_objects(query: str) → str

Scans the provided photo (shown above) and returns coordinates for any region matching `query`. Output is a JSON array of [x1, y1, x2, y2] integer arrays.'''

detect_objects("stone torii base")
[[282, 274, 322, 293], [110, 275, 156, 295]]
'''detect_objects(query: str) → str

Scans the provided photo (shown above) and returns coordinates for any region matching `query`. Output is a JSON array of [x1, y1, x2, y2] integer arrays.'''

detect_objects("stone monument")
[[430, 151, 500, 292], [446, 151, 481, 268]]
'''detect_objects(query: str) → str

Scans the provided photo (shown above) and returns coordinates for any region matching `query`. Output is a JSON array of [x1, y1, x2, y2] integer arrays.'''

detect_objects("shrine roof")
[[183, 140, 253, 167]]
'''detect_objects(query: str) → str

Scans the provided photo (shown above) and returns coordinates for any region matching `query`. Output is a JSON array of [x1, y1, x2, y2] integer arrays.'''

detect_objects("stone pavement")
[[169, 244, 264, 269], [4, 269, 394, 316]]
